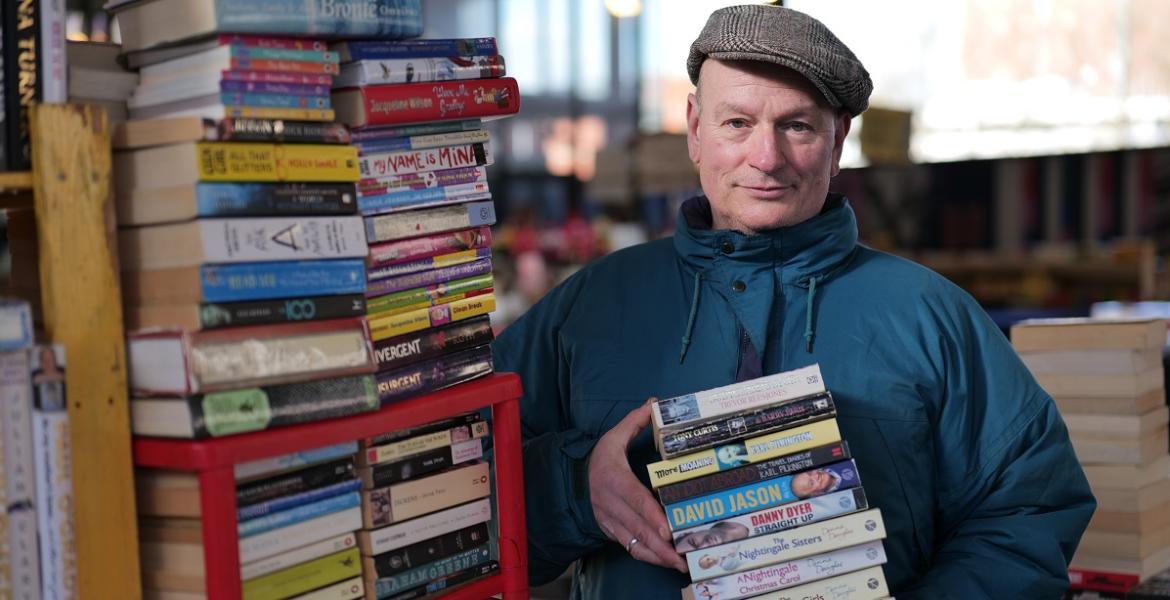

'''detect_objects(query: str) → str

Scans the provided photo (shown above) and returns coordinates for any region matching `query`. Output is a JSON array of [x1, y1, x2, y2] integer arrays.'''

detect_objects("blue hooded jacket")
[[491, 195, 1095, 599]]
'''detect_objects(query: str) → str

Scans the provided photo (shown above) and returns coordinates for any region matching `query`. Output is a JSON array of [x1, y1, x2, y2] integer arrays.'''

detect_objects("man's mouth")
[[739, 184, 792, 198]]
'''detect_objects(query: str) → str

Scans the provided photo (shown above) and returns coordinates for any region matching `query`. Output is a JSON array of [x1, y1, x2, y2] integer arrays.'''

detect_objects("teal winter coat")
[[491, 195, 1095, 599]]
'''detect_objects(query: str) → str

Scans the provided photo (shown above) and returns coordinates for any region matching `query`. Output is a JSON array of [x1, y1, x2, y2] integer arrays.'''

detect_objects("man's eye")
[[788, 122, 811, 132], [727, 119, 748, 129]]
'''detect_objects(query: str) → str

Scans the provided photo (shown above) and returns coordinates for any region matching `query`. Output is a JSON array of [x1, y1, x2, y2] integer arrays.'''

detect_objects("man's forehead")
[[699, 59, 832, 111]]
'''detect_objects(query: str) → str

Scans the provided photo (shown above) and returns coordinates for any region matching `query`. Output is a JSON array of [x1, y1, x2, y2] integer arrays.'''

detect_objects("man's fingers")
[[602, 497, 688, 572], [620, 480, 674, 543]]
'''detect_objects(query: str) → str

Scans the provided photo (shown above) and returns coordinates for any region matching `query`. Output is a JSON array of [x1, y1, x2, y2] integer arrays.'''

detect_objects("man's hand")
[[588, 399, 688, 573]]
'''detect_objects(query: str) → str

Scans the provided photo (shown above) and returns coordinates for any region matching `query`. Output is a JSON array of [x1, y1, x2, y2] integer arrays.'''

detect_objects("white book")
[[289, 576, 363, 600], [239, 505, 362, 564], [241, 531, 358, 581], [359, 497, 492, 556], [720, 565, 890, 600], [1, 313, 41, 600], [653, 365, 826, 431], [687, 540, 888, 600], [334, 56, 504, 88], [358, 143, 493, 179]]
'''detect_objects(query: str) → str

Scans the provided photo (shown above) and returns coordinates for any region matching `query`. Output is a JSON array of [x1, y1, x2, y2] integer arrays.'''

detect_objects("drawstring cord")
[[679, 270, 702, 364], [804, 276, 819, 353]]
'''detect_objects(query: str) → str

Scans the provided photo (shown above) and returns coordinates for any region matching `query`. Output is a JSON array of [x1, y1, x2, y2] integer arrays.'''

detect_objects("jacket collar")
[[673, 193, 859, 286]]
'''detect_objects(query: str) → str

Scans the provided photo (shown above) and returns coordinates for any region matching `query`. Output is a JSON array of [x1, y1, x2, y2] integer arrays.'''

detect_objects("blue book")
[[358, 186, 490, 216], [375, 545, 494, 597], [234, 441, 359, 480], [200, 259, 366, 302], [211, 0, 422, 38], [238, 478, 362, 520], [194, 182, 358, 217], [333, 37, 497, 62], [238, 490, 361, 538], [220, 92, 330, 109], [350, 120, 482, 142]]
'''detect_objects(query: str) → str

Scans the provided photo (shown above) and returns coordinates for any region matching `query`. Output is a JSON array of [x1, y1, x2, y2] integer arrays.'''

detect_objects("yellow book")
[[647, 419, 842, 488], [368, 293, 495, 342], [242, 547, 361, 600], [224, 106, 336, 122]]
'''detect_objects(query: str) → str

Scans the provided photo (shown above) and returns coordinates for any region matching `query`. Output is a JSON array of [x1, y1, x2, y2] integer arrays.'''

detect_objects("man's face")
[[686, 59, 851, 234], [791, 468, 834, 498]]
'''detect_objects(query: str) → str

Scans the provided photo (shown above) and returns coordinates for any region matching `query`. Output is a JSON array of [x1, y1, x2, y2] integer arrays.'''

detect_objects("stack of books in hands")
[[327, 37, 521, 407], [1011, 318, 1170, 598], [646, 364, 892, 600]]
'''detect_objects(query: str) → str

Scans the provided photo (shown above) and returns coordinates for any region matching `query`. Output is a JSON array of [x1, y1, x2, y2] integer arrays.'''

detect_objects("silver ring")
[[627, 537, 639, 552]]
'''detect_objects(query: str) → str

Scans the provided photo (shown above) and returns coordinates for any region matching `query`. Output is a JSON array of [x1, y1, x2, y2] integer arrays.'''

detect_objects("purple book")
[[220, 80, 332, 96], [366, 257, 492, 298]]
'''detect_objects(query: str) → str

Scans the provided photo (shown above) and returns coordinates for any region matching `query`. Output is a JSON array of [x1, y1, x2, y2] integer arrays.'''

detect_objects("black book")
[[236, 457, 357, 508]]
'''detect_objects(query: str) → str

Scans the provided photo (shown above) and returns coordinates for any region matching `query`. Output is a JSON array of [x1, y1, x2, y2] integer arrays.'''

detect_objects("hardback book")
[[1090, 500, 1170, 535], [1083, 455, 1170, 491], [1019, 347, 1165, 375], [130, 374, 379, 439], [125, 293, 366, 332], [1069, 427, 1168, 465], [1095, 478, 1170, 513], [107, 0, 423, 54], [331, 38, 497, 63], [333, 55, 505, 88], [113, 117, 350, 150], [3, 0, 67, 170], [1034, 368, 1164, 399], [126, 317, 375, 396], [332, 78, 520, 128], [1064, 407, 1169, 440], [118, 216, 368, 270], [121, 259, 368, 306], [1054, 389, 1166, 416], [1011, 318, 1167, 352]]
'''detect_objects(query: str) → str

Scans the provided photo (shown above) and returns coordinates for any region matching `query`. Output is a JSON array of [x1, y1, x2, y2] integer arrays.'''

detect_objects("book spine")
[[362, 462, 490, 528], [32, 389, 75, 600], [688, 540, 887, 600], [364, 201, 496, 244], [221, 80, 333, 96], [673, 488, 868, 553], [291, 576, 364, 600], [685, 509, 886, 581], [336, 37, 497, 61], [368, 294, 495, 342], [238, 457, 356, 506], [359, 166, 486, 198], [374, 545, 492, 597], [360, 420, 489, 467], [195, 183, 358, 217], [190, 216, 367, 263], [653, 365, 826, 430], [240, 531, 358, 581], [350, 119, 482, 141], [222, 106, 336, 122], [220, 91, 331, 109], [647, 419, 842, 488], [3, 0, 38, 169], [214, 0, 424, 39], [343, 78, 520, 127], [199, 259, 367, 303], [214, 118, 351, 144], [221, 70, 334, 86], [362, 412, 482, 447], [660, 393, 836, 458], [374, 345, 493, 404], [231, 57, 340, 75], [0, 346, 41, 600], [190, 375, 379, 438], [239, 504, 362, 564], [235, 441, 358, 481], [334, 55, 504, 88], [367, 249, 491, 282], [366, 256, 491, 297], [196, 142, 359, 182], [714, 565, 889, 600], [657, 441, 850, 506], [243, 547, 361, 600], [199, 293, 366, 330], [384, 561, 498, 600], [363, 438, 482, 490], [0, 300, 34, 352], [39, 0, 66, 103], [240, 491, 361, 538], [665, 460, 861, 531], [358, 143, 490, 179], [217, 34, 329, 51], [355, 130, 490, 155], [362, 497, 491, 556], [239, 478, 363, 520], [372, 315, 493, 372], [228, 45, 339, 63], [358, 182, 490, 216], [367, 225, 490, 266], [368, 522, 489, 578], [366, 274, 492, 318]]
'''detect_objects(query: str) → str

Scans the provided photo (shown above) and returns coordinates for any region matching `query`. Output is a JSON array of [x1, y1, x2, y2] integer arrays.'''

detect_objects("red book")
[[332, 78, 520, 128]]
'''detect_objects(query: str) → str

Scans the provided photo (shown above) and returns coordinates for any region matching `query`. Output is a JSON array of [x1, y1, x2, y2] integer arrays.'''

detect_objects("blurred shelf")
[[0, 171, 33, 192]]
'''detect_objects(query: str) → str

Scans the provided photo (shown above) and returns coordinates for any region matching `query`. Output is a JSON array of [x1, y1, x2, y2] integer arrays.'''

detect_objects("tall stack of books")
[[328, 37, 520, 408], [66, 40, 138, 123], [1011, 318, 1170, 597], [646, 365, 891, 600], [354, 413, 499, 598]]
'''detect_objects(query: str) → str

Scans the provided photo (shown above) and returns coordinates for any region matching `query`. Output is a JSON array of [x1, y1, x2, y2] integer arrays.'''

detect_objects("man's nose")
[[745, 129, 785, 174]]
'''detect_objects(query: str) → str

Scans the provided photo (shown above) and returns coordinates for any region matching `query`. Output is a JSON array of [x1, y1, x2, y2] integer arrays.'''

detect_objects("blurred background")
[[48, 0, 1170, 331]]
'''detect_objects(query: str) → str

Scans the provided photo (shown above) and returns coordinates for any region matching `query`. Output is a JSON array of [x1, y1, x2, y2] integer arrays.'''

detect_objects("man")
[[491, 5, 1095, 599]]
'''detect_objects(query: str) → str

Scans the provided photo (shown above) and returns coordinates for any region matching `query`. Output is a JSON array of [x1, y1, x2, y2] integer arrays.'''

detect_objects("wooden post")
[[29, 104, 141, 600]]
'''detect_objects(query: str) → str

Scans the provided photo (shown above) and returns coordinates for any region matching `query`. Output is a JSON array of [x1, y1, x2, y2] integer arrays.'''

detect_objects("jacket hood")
[[673, 193, 859, 286]]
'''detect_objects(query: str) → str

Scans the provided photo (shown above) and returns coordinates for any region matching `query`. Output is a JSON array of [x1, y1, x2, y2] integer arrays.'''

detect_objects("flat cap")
[[687, 4, 873, 116]]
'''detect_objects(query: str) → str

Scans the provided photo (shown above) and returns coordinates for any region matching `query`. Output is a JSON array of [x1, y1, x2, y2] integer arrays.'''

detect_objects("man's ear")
[[830, 113, 852, 177], [686, 92, 701, 165]]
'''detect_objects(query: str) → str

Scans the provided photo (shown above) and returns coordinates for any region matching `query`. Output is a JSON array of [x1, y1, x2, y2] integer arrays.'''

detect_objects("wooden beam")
[[0, 170, 34, 192], [29, 104, 141, 600]]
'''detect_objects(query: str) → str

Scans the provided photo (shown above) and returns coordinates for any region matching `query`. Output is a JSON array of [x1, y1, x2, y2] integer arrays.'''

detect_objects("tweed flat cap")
[[687, 4, 873, 116]]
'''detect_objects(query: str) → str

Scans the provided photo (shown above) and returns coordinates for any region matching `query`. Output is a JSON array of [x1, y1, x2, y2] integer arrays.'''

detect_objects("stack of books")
[[645, 364, 891, 600], [327, 37, 520, 407], [1011, 318, 1170, 597], [354, 413, 499, 598], [137, 442, 366, 599], [66, 40, 139, 123]]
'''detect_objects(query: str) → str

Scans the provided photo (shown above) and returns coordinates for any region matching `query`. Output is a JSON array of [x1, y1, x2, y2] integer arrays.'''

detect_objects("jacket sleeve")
[[901, 286, 1096, 599], [490, 269, 609, 586]]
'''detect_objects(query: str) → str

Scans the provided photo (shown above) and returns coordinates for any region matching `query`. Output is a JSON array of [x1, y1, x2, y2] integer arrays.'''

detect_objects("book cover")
[[367, 225, 491, 267], [364, 201, 496, 244], [239, 505, 362, 564], [362, 462, 490, 528], [239, 491, 361, 538], [358, 183, 491, 216], [355, 130, 489, 156], [653, 364, 826, 431], [367, 294, 495, 343], [366, 274, 492, 318], [332, 78, 520, 128], [219, 91, 331, 110], [382, 560, 498, 599], [240, 531, 358, 582], [358, 142, 491, 179], [196, 142, 358, 182], [289, 575, 363, 600], [350, 119, 482, 142], [362, 412, 482, 448], [368, 249, 490, 283], [685, 565, 889, 600], [332, 38, 497, 62], [358, 438, 482, 490], [371, 315, 493, 373], [364, 522, 489, 579], [359, 419, 489, 468], [122, 259, 367, 306], [130, 375, 379, 439], [118, 182, 358, 227], [113, 116, 349, 150], [334, 55, 504, 88], [238, 457, 356, 507], [242, 547, 361, 600], [30, 343, 76, 600], [235, 441, 357, 482], [366, 256, 491, 297], [687, 540, 887, 600], [0, 319, 40, 600], [372, 544, 493, 597], [658, 393, 836, 458], [221, 80, 332, 96], [127, 293, 367, 332], [358, 497, 491, 556], [238, 478, 362, 521], [374, 345, 493, 405]]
